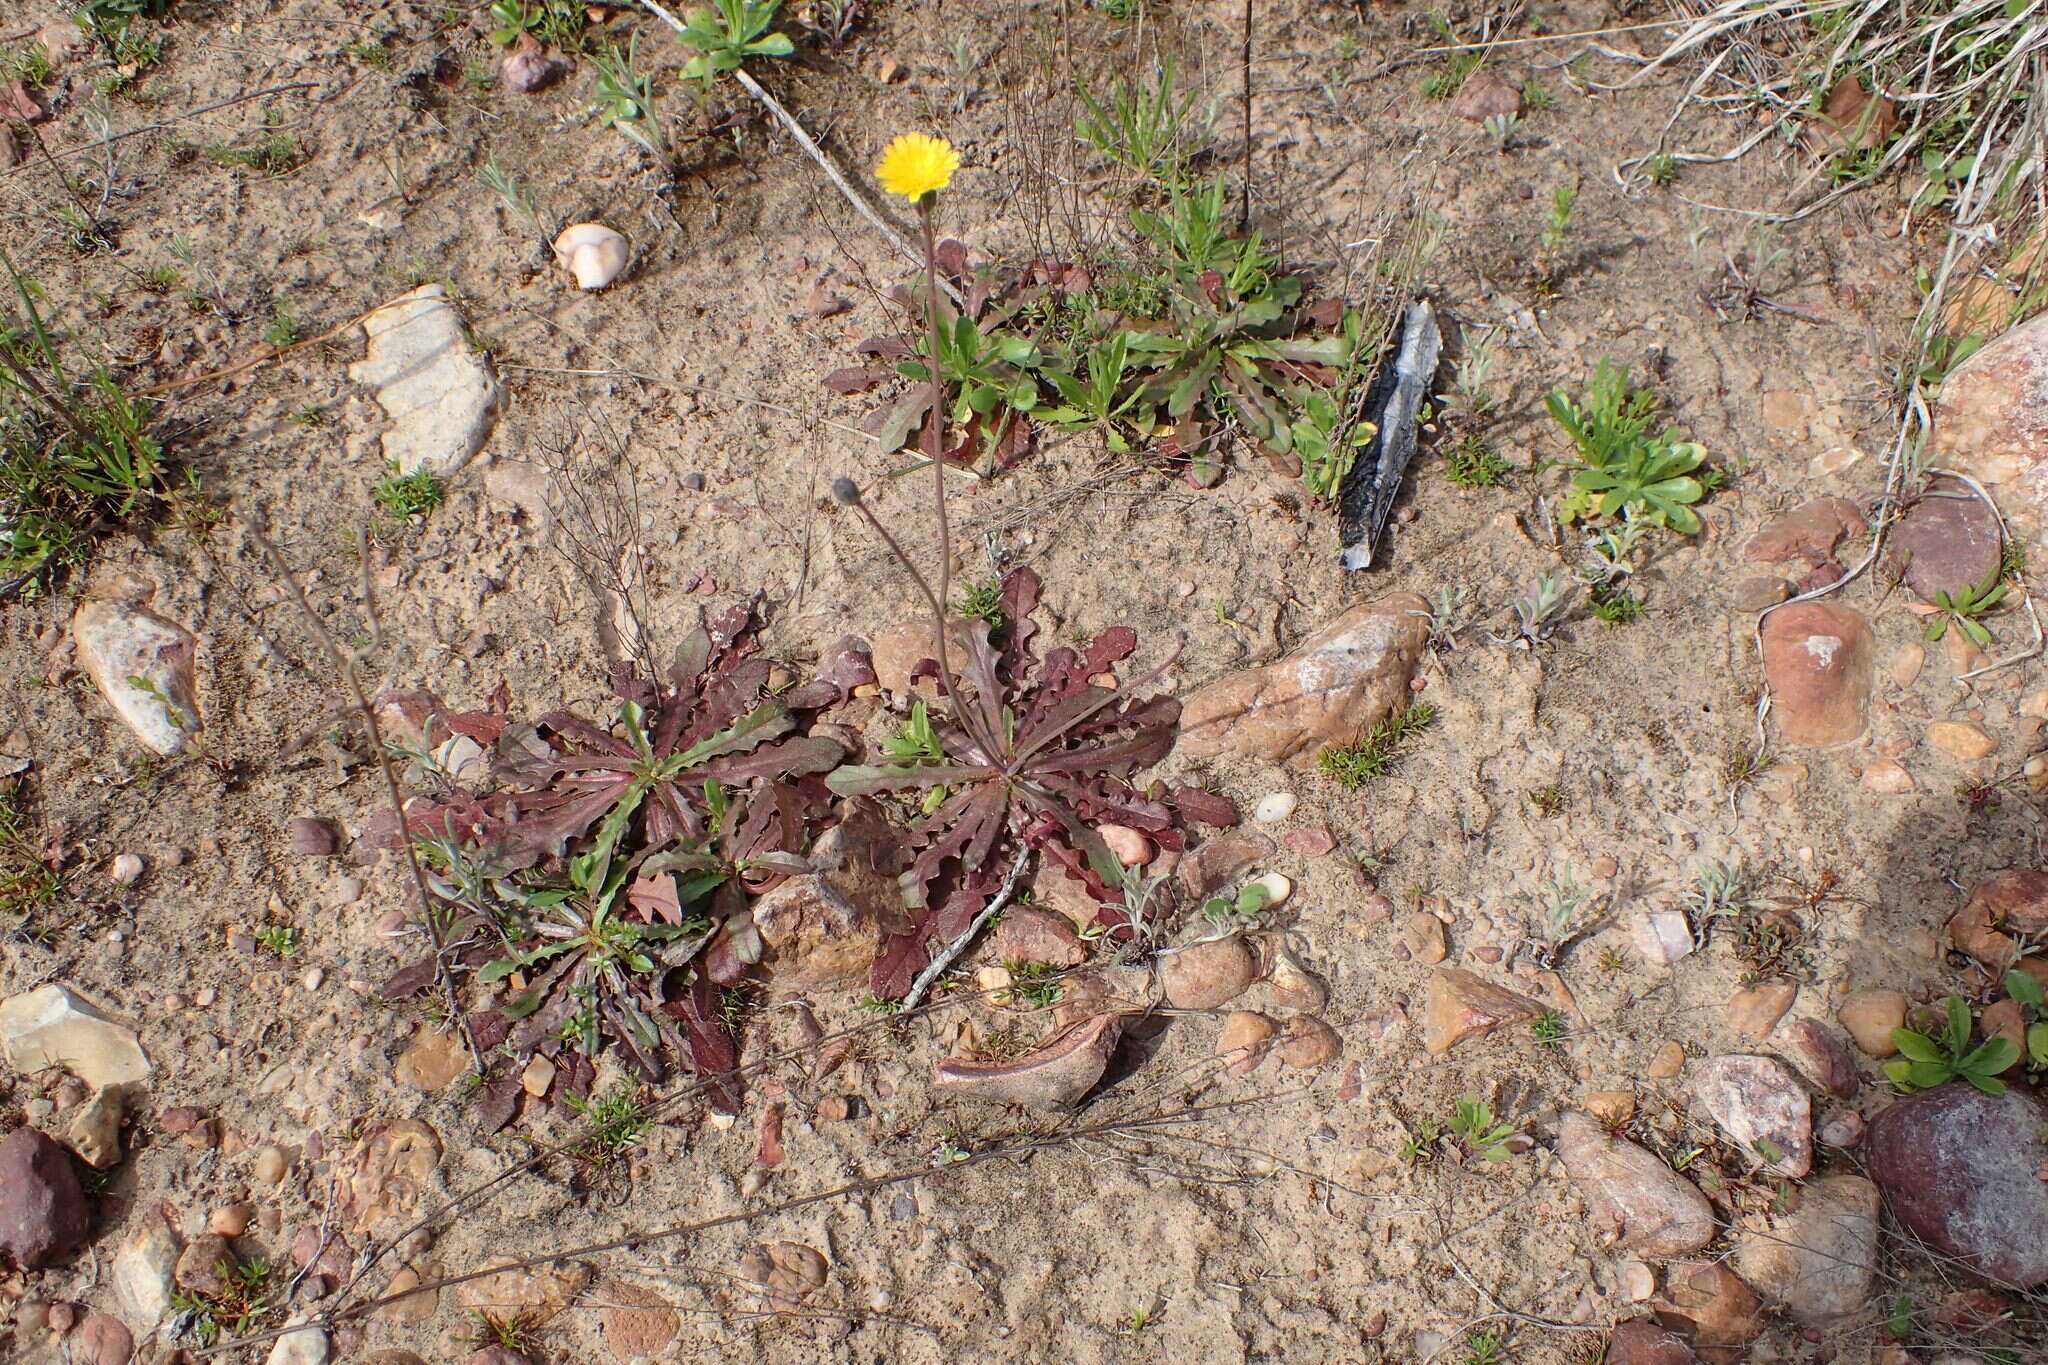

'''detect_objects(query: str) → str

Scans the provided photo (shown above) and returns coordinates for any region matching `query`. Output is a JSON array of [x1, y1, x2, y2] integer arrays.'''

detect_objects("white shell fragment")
[[72, 599, 201, 755], [348, 284, 502, 476], [552, 223, 630, 290]]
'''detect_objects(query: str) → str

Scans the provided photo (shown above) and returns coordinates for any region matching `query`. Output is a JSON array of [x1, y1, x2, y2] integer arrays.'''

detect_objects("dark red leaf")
[[476, 1069, 523, 1134], [823, 365, 892, 394], [1171, 786, 1240, 827], [379, 958, 440, 1000], [853, 333, 914, 360], [1302, 297, 1345, 329], [468, 1010, 513, 1052], [663, 975, 742, 1113]]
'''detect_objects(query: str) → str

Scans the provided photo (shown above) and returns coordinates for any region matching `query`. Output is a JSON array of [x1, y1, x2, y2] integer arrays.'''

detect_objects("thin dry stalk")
[[248, 524, 482, 1078]]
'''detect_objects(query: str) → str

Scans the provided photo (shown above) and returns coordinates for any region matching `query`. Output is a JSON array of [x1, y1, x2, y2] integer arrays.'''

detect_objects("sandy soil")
[[2, 2, 2042, 1363]]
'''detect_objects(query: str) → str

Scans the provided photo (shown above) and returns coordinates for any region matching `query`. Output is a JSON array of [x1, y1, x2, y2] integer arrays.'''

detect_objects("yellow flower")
[[876, 134, 959, 203]]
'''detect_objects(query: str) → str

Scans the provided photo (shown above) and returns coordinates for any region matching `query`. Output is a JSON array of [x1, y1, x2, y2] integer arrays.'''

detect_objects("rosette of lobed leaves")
[[824, 569, 1232, 996], [383, 606, 856, 1115]]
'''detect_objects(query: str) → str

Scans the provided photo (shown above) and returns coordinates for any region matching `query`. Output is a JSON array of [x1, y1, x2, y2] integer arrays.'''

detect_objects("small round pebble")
[[109, 853, 144, 886], [1249, 871, 1292, 908], [252, 1145, 290, 1185], [1254, 792, 1297, 823], [301, 967, 326, 992], [208, 1204, 252, 1237]]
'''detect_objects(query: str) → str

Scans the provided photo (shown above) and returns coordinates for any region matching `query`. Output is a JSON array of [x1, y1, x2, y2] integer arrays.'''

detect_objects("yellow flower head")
[[876, 134, 959, 203]]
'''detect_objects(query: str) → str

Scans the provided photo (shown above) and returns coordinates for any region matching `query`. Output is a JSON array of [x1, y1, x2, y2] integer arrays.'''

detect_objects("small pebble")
[[194, 986, 217, 1008], [1253, 792, 1297, 823], [209, 1204, 252, 1237], [253, 1145, 290, 1185], [1249, 871, 1292, 908], [301, 967, 326, 992], [109, 853, 145, 886], [1096, 823, 1154, 867], [46, 1302, 77, 1332], [1589, 855, 1618, 879], [287, 817, 340, 857]]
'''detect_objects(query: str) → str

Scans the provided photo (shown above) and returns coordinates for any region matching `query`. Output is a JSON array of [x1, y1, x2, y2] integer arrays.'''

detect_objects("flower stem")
[[919, 199, 955, 707]]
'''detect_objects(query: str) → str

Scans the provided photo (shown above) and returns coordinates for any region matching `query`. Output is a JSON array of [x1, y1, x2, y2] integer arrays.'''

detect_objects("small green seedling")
[[1462, 1329, 1508, 1365], [487, 0, 585, 48], [1530, 1008, 1566, 1048], [372, 465, 445, 521], [1397, 1116, 1442, 1165], [1541, 186, 1575, 258], [1924, 564, 2008, 650], [1886, 995, 2020, 1094], [565, 1085, 649, 1164], [882, 700, 947, 814], [2005, 969, 2048, 1073], [953, 578, 1005, 625], [1448, 1096, 1520, 1164], [1444, 434, 1511, 489], [254, 925, 298, 957], [1198, 881, 1272, 935], [1590, 584, 1646, 625], [998, 960, 1062, 1010], [673, 0, 795, 84], [1496, 571, 1575, 645]]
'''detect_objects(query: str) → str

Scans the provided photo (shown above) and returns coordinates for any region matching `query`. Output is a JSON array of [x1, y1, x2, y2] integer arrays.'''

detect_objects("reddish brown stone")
[[1761, 602, 1873, 747], [1448, 69, 1524, 122], [990, 905, 1085, 968], [1931, 308, 2048, 549], [1423, 968, 1543, 1054], [1179, 596, 1429, 766], [1745, 498, 1865, 565]]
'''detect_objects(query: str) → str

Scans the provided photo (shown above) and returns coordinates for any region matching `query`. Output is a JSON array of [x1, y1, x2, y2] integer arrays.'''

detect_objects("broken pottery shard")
[[933, 1013, 1122, 1110], [1340, 298, 1440, 570], [72, 599, 200, 755], [0, 983, 151, 1089], [348, 284, 501, 476], [1178, 595, 1430, 765], [1423, 967, 1543, 1054]]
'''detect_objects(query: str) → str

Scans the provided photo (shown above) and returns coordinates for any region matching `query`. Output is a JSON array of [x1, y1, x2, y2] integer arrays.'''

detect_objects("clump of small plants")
[[1, 252, 172, 598], [834, 67, 1395, 496], [1317, 703, 1436, 788], [372, 465, 446, 521], [375, 605, 857, 1123], [1923, 563, 2009, 650], [169, 1255, 279, 1346], [1444, 433, 1512, 489], [823, 564, 1235, 985]]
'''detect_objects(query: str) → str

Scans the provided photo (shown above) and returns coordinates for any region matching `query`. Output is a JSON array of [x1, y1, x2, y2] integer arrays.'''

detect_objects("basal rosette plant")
[[824, 567, 1235, 995], [377, 605, 863, 1122]]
